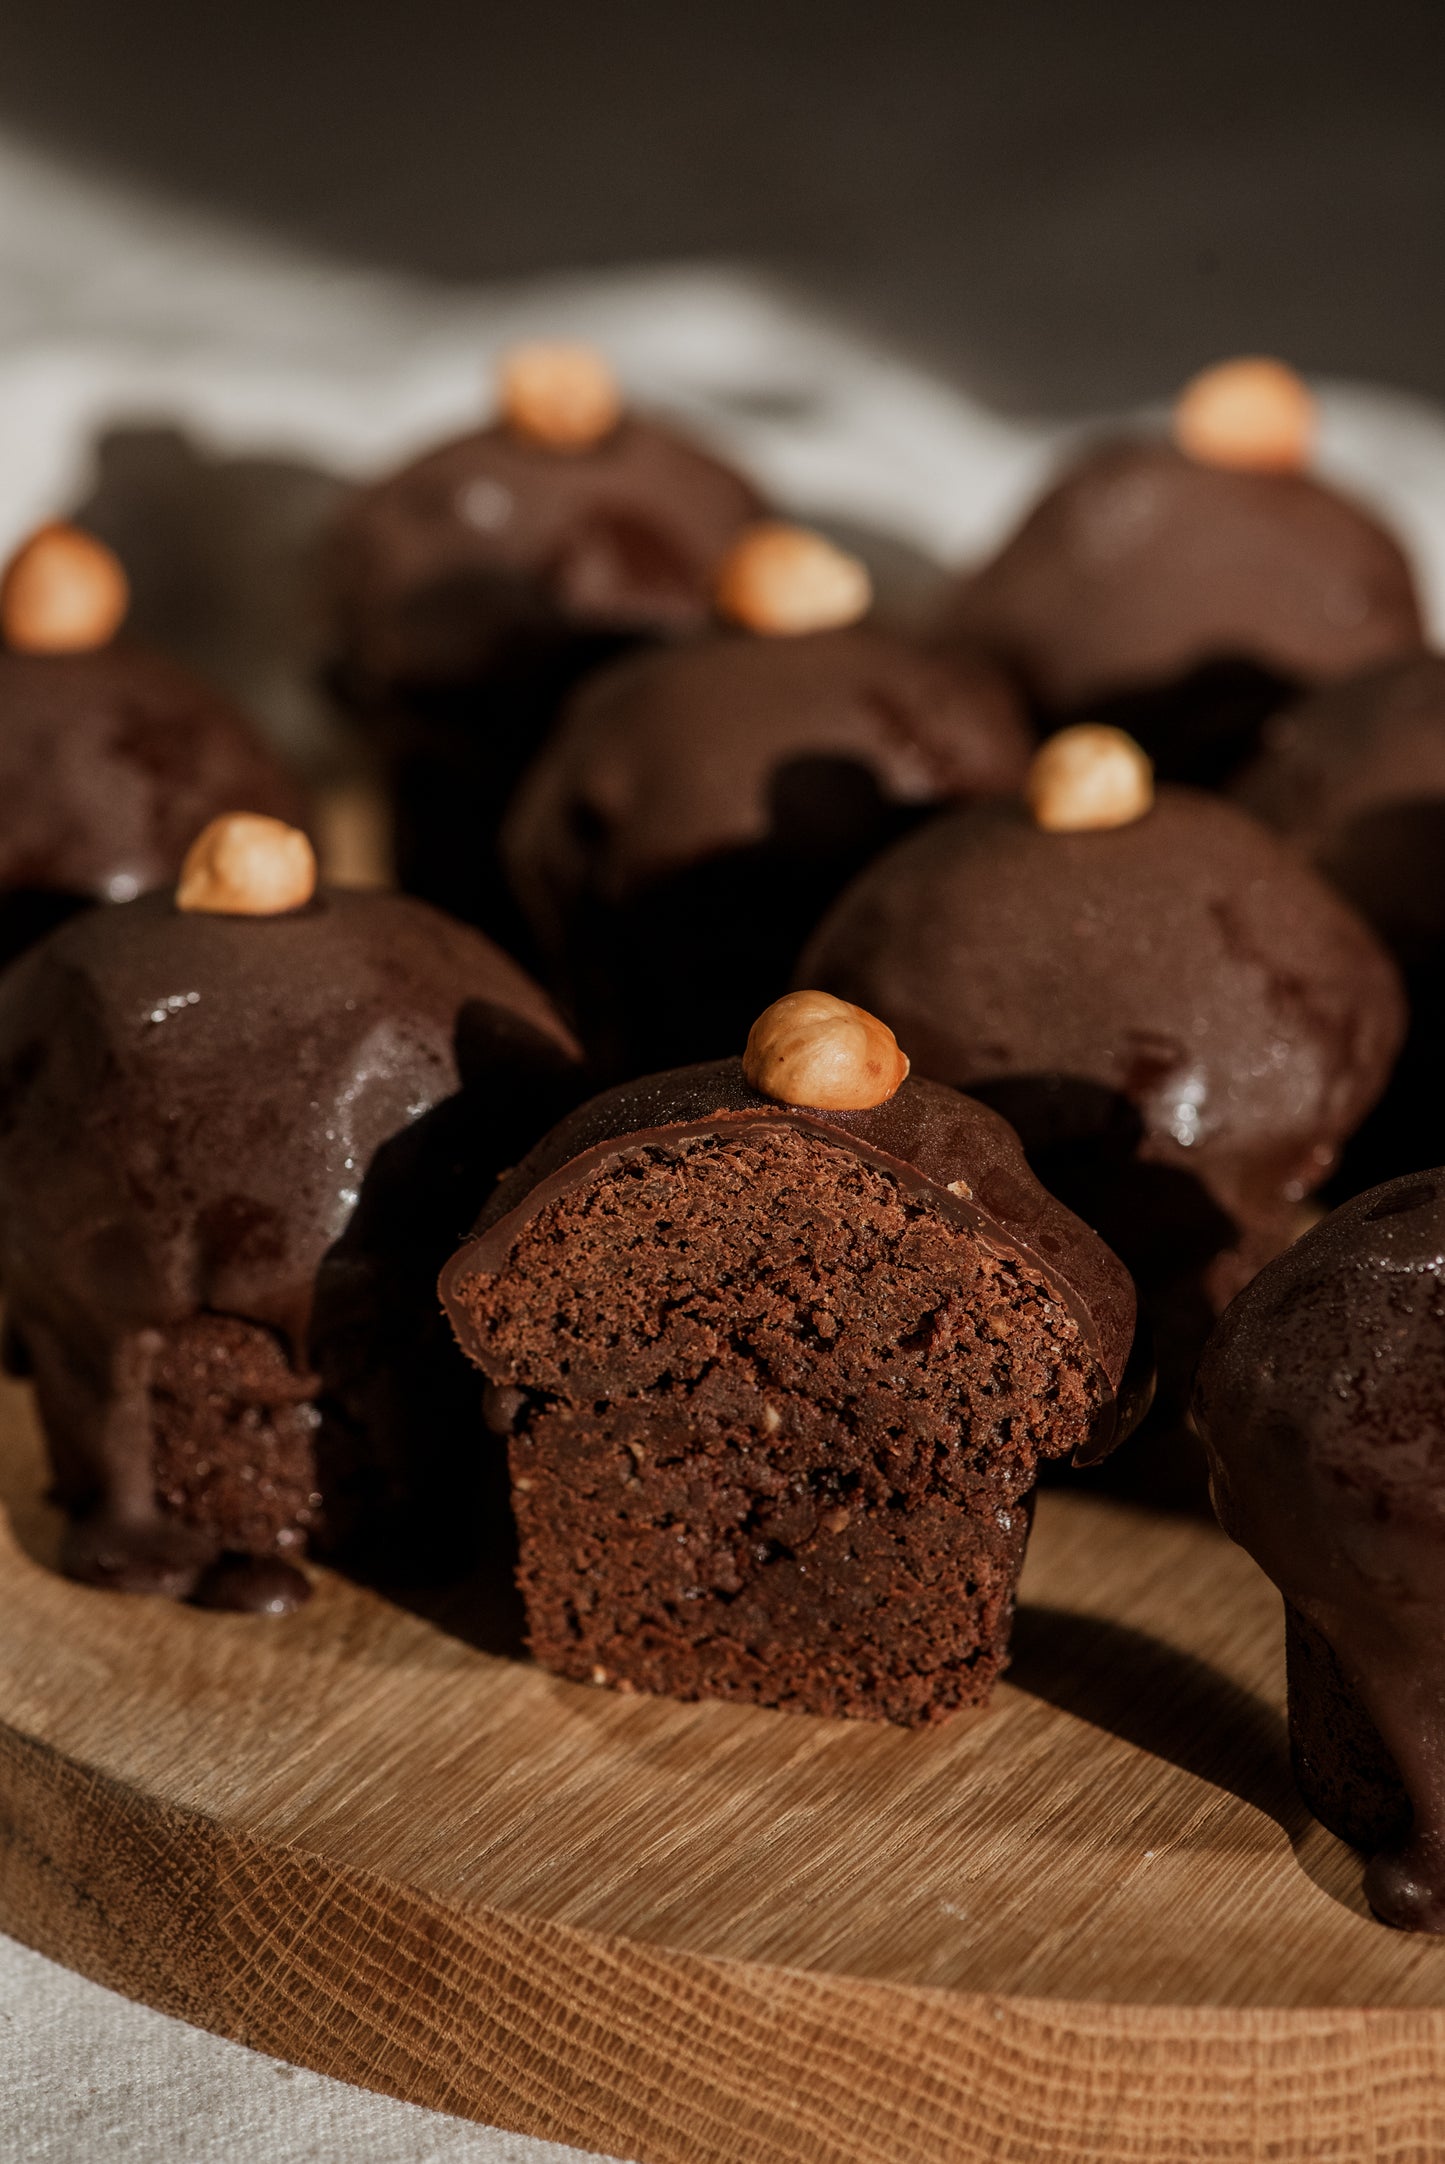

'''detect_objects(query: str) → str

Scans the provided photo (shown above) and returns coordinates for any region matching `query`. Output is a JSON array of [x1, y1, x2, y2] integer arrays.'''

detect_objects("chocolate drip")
[[1195, 1171, 1445, 1928], [0, 885, 580, 1599], [193, 1554, 313, 1615]]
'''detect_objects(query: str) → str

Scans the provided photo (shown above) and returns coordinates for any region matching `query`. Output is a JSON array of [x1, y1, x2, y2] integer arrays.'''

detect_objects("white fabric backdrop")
[[3, 126, 1445, 2162]]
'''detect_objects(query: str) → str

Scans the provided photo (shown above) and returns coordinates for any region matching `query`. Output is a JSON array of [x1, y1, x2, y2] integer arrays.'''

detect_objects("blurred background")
[[3, 0, 1444, 412], [1, 0, 1444, 762]]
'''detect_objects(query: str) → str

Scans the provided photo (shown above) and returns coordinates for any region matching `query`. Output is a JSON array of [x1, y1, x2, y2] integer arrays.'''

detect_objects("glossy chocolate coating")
[[1233, 652, 1445, 965], [1234, 654, 1445, 1196], [505, 625, 1031, 935], [321, 415, 767, 698], [503, 625, 1033, 1073], [801, 788, 1405, 1240], [0, 886, 579, 1604], [443, 1059, 1136, 1436], [0, 642, 306, 965], [935, 440, 1424, 785], [1195, 1172, 1445, 1930]]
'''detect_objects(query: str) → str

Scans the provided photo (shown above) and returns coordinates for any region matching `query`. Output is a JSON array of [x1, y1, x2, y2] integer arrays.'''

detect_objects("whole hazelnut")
[[1025, 725, 1154, 834], [714, 523, 872, 636], [177, 814, 317, 917], [1, 523, 130, 654], [743, 990, 909, 1111], [499, 342, 624, 451], [1173, 357, 1315, 474]]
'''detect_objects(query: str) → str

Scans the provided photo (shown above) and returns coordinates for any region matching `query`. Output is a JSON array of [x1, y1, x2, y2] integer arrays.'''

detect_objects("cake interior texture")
[[147, 1315, 321, 1560], [454, 1126, 1104, 1724]]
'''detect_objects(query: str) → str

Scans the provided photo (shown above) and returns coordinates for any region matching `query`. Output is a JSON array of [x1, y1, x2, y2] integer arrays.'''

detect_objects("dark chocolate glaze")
[[505, 624, 1032, 932], [934, 440, 1424, 784], [1194, 1171, 1445, 1930], [502, 624, 1034, 1075], [321, 415, 767, 699], [319, 414, 764, 953], [801, 789, 1405, 1242], [442, 1060, 1136, 1450], [1233, 652, 1445, 966], [192, 1554, 313, 1616], [0, 642, 307, 966], [0, 886, 580, 1601], [1233, 653, 1445, 1197]]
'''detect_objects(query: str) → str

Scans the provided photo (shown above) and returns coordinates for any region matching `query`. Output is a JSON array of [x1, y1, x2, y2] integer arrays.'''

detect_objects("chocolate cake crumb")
[[454, 1126, 1103, 1724], [148, 1314, 321, 1558]]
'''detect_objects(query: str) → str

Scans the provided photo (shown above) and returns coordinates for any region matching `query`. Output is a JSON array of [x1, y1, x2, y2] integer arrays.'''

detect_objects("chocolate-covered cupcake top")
[[936, 439, 1423, 715], [1194, 1170, 1445, 1928], [800, 781, 1405, 1232], [0, 522, 305, 923], [502, 620, 1031, 942], [0, 884, 578, 1360], [1232, 653, 1445, 962], [442, 1054, 1136, 1428], [0, 644, 305, 907], [321, 352, 766, 696]]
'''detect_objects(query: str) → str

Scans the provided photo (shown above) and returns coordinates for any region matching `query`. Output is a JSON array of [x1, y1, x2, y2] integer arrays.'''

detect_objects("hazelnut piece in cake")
[[0, 814, 581, 1609], [316, 343, 767, 942], [502, 520, 1032, 1076], [801, 726, 1405, 1500], [440, 1004, 1134, 1724], [1195, 1171, 1445, 1930], [0, 522, 308, 966], [932, 359, 1424, 788]]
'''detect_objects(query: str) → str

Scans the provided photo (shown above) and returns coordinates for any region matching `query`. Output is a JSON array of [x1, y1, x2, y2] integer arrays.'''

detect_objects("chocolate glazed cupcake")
[[503, 521, 1032, 1077], [442, 993, 1134, 1724], [0, 522, 307, 968], [935, 360, 1424, 790], [802, 726, 1406, 1505], [0, 815, 580, 1611], [1232, 652, 1445, 1195], [318, 342, 766, 947], [1195, 1171, 1445, 1931]]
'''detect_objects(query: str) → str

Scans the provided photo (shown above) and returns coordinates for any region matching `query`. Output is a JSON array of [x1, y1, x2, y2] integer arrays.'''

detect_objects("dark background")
[[4, 0, 1443, 413]]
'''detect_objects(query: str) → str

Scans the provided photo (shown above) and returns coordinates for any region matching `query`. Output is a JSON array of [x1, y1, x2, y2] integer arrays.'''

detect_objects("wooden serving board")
[[3, 1364, 1445, 2163]]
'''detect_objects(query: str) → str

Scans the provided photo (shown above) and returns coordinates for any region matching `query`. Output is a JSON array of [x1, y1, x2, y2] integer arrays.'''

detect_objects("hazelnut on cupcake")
[[934, 359, 1425, 788], [0, 812, 580, 1611], [0, 522, 307, 966], [801, 724, 1405, 1502], [502, 520, 1031, 1077], [441, 992, 1134, 1723], [317, 342, 767, 943]]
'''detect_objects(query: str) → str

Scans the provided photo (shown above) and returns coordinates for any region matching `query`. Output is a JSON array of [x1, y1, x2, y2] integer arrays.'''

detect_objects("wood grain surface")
[[3, 1355, 1445, 2162]]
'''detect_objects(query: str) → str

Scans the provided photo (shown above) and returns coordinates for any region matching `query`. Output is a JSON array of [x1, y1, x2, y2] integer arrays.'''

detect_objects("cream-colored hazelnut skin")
[[0, 523, 130, 654], [743, 990, 909, 1111], [714, 523, 873, 636], [499, 342, 624, 451], [1173, 357, 1316, 474], [1026, 725, 1154, 834], [176, 814, 317, 917]]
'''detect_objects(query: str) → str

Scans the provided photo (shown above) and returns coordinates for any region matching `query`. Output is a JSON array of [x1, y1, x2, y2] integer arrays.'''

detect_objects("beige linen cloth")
[[2, 127, 1444, 2164]]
